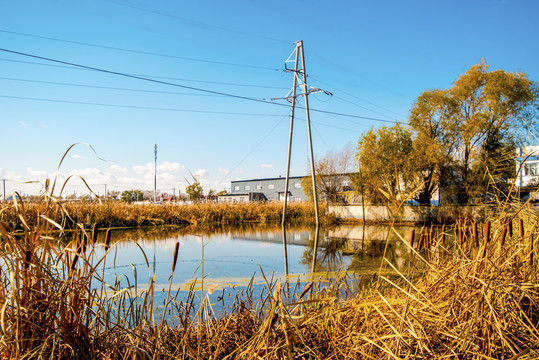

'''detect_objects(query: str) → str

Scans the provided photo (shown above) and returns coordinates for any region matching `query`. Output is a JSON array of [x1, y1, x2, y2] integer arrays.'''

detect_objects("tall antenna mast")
[[154, 144, 157, 203]]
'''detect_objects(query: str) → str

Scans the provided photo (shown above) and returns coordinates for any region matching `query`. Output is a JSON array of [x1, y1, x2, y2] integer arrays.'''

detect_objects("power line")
[[306, 50, 412, 101], [0, 76, 281, 98], [309, 74, 405, 118], [0, 94, 286, 117], [102, 1, 292, 46], [0, 58, 287, 89], [0, 48, 399, 124], [0, 48, 285, 106], [0, 29, 281, 71]]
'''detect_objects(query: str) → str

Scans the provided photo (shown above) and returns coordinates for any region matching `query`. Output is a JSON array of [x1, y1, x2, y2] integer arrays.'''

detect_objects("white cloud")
[[260, 164, 273, 168], [133, 163, 152, 175], [195, 169, 209, 178], [72, 154, 81, 159], [109, 164, 129, 174], [26, 167, 47, 177], [217, 167, 230, 174], [158, 161, 184, 173], [18, 121, 27, 128]]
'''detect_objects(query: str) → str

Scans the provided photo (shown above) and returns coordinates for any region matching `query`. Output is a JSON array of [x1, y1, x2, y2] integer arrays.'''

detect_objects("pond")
[[92, 224, 420, 316]]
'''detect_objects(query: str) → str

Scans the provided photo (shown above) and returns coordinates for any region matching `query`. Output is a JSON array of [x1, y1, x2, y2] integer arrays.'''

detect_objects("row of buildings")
[[218, 146, 539, 204]]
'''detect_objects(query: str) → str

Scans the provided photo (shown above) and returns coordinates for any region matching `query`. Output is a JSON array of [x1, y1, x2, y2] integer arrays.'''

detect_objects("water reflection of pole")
[[282, 225, 290, 296], [311, 225, 320, 274], [201, 235, 204, 321], [153, 238, 156, 274]]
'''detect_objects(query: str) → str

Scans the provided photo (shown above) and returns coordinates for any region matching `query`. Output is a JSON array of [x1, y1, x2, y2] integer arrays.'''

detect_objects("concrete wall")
[[328, 204, 485, 222]]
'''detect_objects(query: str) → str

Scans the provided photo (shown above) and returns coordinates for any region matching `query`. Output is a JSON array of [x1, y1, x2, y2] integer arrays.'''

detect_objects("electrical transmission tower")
[[275, 40, 331, 226]]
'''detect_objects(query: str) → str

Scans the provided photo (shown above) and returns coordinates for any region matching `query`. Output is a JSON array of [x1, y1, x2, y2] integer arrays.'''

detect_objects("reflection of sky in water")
[[93, 225, 418, 291], [87, 225, 423, 318], [95, 230, 314, 290]]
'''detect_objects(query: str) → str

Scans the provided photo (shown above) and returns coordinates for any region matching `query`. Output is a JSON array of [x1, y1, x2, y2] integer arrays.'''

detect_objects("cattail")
[[520, 219, 525, 238], [409, 229, 415, 248], [171, 242, 179, 273], [531, 233, 535, 263], [458, 220, 463, 247], [500, 224, 507, 248], [24, 250, 31, 269], [508, 218, 513, 238], [441, 224, 446, 245], [299, 282, 313, 300], [418, 233, 424, 252], [73, 227, 79, 243], [104, 229, 112, 251], [272, 282, 282, 303], [92, 223, 99, 244], [484, 221, 491, 244], [473, 222, 478, 247], [481, 221, 491, 259], [71, 246, 81, 270]]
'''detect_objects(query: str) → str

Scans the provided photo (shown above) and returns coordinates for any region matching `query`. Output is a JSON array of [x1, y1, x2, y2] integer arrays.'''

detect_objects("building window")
[[256, 184, 262, 190], [234, 186, 240, 191], [268, 184, 275, 190], [525, 163, 539, 176], [294, 197, 301, 202], [294, 182, 301, 188], [245, 185, 250, 190]]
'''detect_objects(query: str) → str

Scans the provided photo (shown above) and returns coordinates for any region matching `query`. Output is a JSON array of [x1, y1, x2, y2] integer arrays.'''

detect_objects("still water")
[[94, 224, 416, 310]]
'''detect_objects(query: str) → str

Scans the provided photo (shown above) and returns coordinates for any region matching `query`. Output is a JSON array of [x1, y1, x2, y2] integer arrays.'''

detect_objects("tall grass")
[[0, 201, 323, 230], [0, 191, 537, 358]]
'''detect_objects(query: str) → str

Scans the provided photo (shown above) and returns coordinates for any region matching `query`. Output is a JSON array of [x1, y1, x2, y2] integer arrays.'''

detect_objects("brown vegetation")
[[0, 195, 537, 358], [0, 201, 324, 230]]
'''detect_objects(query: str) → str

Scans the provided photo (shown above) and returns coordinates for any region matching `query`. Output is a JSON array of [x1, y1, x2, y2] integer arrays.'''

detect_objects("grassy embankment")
[[0, 192, 537, 358], [0, 201, 326, 230]]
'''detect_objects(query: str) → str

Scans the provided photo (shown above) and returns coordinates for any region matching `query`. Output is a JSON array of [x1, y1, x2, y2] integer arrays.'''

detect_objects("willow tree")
[[356, 123, 415, 212], [410, 60, 538, 204]]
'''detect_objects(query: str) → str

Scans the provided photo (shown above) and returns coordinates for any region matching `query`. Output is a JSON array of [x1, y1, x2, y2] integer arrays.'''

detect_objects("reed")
[[0, 201, 323, 230], [0, 191, 537, 358]]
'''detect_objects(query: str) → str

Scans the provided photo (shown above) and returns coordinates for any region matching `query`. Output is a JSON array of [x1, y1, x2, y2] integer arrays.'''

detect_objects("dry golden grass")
[[0, 201, 323, 230], [0, 190, 537, 358]]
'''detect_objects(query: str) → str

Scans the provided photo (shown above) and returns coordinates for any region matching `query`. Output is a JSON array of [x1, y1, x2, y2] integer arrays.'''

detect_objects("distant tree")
[[106, 190, 120, 200], [356, 123, 415, 210], [185, 174, 203, 201], [301, 146, 353, 203], [121, 190, 144, 203]]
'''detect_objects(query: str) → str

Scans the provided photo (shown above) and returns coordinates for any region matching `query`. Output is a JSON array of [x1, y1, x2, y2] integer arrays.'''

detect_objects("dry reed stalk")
[[473, 221, 478, 247], [508, 218, 513, 238], [530, 233, 534, 266]]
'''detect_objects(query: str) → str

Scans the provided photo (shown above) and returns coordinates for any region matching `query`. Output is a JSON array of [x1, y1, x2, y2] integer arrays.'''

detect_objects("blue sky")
[[1, 0, 538, 198]]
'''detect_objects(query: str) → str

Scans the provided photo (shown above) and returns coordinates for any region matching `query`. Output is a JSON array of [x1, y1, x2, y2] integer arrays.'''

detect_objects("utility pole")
[[276, 41, 329, 226], [299, 41, 321, 226], [104, 184, 107, 202], [281, 42, 300, 226], [154, 144, 157, 203], [2, 179, 5, 202]]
